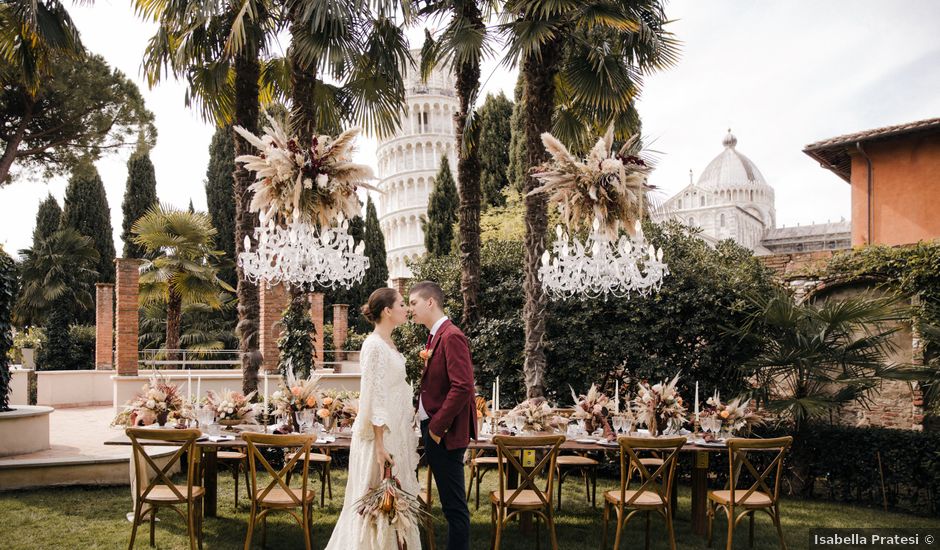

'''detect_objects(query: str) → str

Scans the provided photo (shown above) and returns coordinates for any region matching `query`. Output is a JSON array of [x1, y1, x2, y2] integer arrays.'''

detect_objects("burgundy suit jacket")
[[420, 319, 478, 450]]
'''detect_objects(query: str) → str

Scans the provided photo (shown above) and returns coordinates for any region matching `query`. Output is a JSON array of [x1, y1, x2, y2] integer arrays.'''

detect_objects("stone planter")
[[0, 405, 54, 457]]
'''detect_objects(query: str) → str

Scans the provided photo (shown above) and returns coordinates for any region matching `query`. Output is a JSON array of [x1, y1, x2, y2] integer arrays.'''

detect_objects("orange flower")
[[306, 396, 317, 408], [419, 349, 433, 361], [317, 408, 331, 419], [322, 397, 334, 407], [291, 386, 302, 397], [720, 410, 730, 419]]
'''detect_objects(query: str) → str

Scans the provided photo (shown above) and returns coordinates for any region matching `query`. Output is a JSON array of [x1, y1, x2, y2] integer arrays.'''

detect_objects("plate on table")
[[574, 438, 599, 444], [694, 439, 726, 447], [598, 440, 620, 447]]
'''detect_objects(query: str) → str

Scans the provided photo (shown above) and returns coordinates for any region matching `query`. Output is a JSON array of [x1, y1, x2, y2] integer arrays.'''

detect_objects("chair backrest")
[[126, 427, 202, 503], [726, 436, 792, 506], [491, 435, 565, 509], [242, 432, 315, 508], [617, 436, 685, 508]]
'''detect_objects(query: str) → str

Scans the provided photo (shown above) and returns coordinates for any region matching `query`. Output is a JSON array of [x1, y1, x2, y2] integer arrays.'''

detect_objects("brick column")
[[333, 304, 348, 362], [308, 292, 324, 367], [259, 283, 290, 373], [95, 283, 114, 370], [392, 277, 411, 297], [115, 259, 143, 376]]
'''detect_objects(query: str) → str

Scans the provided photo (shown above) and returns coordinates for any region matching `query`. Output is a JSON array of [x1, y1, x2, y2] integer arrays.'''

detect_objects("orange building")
[[804, 118, 940, 247]]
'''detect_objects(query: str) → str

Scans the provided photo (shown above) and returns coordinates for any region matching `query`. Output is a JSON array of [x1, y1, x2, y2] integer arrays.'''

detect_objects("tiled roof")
[[802, 118, 940, 182]]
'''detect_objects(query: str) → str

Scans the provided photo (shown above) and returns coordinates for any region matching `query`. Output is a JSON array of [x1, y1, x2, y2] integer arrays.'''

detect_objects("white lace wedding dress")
[[325, 333, 421, 550]]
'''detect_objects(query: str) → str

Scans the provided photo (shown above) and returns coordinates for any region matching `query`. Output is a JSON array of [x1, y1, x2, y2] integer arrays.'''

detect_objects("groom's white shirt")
[[417, 315, 448, 421]]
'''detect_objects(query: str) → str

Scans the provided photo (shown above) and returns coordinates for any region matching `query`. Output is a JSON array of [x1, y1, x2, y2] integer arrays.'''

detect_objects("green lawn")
[[1, 467, 938, 550]]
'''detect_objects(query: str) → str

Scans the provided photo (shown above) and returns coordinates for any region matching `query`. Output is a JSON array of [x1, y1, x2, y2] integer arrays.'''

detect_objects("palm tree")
[[15, 228, 99, 327], [136, 0, 282, 392], [132, 205, 234, 363], [417, 0, 496, 328], [499, 0, 679, 397]]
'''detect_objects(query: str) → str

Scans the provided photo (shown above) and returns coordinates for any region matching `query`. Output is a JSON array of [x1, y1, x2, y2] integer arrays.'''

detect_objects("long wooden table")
[[105, 431, 725, 535]]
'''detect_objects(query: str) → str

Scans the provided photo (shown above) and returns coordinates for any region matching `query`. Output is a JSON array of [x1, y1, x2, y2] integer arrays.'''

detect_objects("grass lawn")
[[1, 466, 938, 550]]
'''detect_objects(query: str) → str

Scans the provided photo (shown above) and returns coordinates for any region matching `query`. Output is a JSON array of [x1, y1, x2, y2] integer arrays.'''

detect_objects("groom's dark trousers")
[[422, 419, 470, 550]]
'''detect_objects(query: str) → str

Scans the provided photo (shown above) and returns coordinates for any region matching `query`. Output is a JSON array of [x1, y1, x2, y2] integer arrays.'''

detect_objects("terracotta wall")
[[850, 133, 940, 246]]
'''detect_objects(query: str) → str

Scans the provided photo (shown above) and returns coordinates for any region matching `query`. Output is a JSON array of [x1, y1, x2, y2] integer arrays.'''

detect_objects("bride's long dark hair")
[[361, 288, 398, 325]]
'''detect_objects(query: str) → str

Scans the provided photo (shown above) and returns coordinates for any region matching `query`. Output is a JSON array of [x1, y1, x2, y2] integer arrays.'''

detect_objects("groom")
[[409, 281, 476, 550]]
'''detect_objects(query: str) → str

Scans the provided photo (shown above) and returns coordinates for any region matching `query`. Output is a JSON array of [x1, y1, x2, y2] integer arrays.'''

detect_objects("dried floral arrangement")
[[234, 114, 378, 226], [530, 126, 653, 237], [355, 460, 428, 550]]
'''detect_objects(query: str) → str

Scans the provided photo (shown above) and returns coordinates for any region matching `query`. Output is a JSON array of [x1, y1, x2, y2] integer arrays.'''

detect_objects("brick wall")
[[95, 283, 114, 370], [259, 283, 290, 373], [392, 277, 411, 297], [758, 250, 924, 430], [114, 259, 142, 376], [308, 292, 324, 366]]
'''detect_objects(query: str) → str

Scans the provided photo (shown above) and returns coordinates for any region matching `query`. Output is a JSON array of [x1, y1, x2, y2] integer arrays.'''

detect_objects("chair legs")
[[127, 501, 143, 550], [772, 507, 788, 550], [243, 504, 256, 550], [149, 507, 157, 546]]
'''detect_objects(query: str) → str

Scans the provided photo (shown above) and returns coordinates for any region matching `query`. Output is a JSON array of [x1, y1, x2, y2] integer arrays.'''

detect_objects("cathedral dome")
[[697, 130, 770, 191]]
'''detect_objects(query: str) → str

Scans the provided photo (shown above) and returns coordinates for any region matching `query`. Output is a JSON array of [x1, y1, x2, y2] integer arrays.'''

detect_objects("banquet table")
[[105, 431, 726, 535]]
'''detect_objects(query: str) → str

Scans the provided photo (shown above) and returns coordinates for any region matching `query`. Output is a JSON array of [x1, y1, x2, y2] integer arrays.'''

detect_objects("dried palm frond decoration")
[[529, 126, 653, 237], [234, 113, 379, 226]]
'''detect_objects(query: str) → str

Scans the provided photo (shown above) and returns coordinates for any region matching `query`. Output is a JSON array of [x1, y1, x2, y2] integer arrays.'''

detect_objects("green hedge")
[[36, 324, 95, 370]]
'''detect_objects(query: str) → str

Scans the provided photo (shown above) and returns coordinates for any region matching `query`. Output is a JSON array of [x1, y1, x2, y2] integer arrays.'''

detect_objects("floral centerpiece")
[[702, 394, 762, 437], [112, 374, 190, 427], [634, 373, 687, 436], [271, 370, 321, 432], [507, 398, 567, 434], [234, 114, 378, 227], [570, 384, 615, 438], [355, 460, 428, 550], [318, 389, 359, 431], [530, 126, 653, 238], [205, 389, 258, 428]]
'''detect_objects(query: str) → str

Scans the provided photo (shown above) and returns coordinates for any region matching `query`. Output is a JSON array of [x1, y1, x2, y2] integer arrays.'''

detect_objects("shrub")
[[8, 327, 43, 364], [346, 330, 366, 352]]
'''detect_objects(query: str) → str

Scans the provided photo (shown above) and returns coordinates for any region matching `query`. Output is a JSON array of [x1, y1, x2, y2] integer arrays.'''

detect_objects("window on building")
[[700, 195, 706, 207], [720, 213, 725, 227], [677, 199, 682, 209], [688, 217, 695, 227]]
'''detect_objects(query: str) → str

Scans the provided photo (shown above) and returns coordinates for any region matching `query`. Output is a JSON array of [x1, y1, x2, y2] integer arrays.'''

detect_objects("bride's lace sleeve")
[[355, 338, 389, 441]]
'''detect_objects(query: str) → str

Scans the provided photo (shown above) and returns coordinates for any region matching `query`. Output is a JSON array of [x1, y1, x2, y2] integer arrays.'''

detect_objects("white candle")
[[495, 376, 500, 413], [187, 370, 192, 402], [492, 383, 496, 414], [264, 374, 270, 417], [694, 381, 699, 419], [196, 377, 201, 406], [614, 380, 619, 414]]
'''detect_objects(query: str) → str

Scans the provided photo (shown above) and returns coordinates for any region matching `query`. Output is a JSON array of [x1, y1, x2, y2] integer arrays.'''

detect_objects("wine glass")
[[612, 415, 624, 434], [299, 410, 315, 433]]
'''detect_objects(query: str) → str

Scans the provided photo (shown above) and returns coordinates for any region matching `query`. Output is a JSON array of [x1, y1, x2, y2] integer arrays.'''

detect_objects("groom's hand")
[[429, 430, 442, 444]]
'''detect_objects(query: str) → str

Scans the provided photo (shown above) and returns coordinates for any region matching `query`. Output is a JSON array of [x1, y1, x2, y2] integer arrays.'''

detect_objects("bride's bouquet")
[[354, 459, 428, 550]]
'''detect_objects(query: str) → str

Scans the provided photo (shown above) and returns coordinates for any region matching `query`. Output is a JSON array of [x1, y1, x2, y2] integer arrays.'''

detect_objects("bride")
[[325, 288, 421, 550]]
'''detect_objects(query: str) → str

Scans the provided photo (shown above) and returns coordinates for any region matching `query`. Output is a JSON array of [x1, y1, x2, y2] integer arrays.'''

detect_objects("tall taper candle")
[[492, 383, 496, 414], [264, 374, 269, 417], [694, 381, 699, 418], [495, 376, 500, 413], [196, 377, 201, 406], [187, 370, 192, 402], [614, 380, 619, 414]]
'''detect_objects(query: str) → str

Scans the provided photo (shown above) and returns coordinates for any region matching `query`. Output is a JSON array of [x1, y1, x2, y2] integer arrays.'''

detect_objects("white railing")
[[138, 349, 359, 370]]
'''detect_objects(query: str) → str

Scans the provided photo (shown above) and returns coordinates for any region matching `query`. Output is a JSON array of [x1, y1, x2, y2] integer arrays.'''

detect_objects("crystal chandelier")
[[239, 212, 369, 289], [539, 218, 668, 300]]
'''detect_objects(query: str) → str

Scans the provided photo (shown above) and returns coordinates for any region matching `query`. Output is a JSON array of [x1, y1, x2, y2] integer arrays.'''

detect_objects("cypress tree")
[[121, 145, 158, 258], [422, 156, 458, 257], [507, 72, 528, 194], [205, 125, 237, 285], [363, 196, 388, 292], [61, 162, 116, 285], [478, 92, 514, 209], [33, 194, 62, 243]]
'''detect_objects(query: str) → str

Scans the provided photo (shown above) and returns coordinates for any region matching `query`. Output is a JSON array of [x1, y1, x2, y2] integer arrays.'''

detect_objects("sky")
[[2, 0, 939, 257]]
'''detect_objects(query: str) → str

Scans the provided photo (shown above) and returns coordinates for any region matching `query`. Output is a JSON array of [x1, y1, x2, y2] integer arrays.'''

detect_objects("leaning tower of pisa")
[[375, 49, 458, 284]]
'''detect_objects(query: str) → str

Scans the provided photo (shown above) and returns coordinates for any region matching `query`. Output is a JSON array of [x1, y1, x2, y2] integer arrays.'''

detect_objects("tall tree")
[[422, 157, 459, 257], [419, 0, 493, 327], [0, 52, 156, 185], [506, 72, 527, 193], [501, 0, 679, 397], [0, 0, 83, 96], [362, 196, 389, 293], [133, 205, 233, 361], [477, 92, 513, 209], [32, 194, 62, 243], [205, 125, 237, 285], [121, 142, 158, 258], [0, 245, 16, 411], [61, 162, 116, 286]]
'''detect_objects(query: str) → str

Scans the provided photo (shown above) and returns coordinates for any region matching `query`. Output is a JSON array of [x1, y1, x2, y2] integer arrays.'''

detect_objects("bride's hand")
[[375, 444, 394, 469]]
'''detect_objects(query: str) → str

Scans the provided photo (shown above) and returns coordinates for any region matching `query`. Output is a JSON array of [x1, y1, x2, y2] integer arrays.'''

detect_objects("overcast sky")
[[2, 0, 939, 257]]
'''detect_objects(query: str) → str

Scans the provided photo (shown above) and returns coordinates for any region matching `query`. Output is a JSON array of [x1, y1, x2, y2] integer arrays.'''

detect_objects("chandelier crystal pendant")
[[539, 218, 668, 300], [239, 212, 369, 289]]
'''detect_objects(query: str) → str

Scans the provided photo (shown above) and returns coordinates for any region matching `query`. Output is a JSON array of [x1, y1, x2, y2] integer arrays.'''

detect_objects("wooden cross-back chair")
[[242, 432, 316, 550], [490, 434, 565, 550], [708, 436, 792, 550], [602, 436, 685, 550], [126, 427, 204, 550]]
